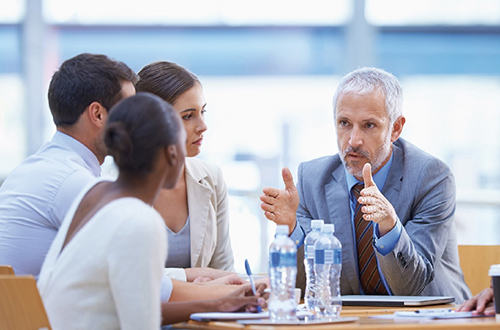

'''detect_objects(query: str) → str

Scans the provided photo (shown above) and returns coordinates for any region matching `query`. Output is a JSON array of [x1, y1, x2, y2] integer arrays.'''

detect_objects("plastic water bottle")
[[269, 225, 297, 322], [314, 224, 342, 318], [304, 219, 324, 313]]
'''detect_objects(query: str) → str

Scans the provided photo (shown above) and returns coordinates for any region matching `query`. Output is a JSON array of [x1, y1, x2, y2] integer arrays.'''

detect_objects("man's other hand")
[[260, 167, 299, 234]]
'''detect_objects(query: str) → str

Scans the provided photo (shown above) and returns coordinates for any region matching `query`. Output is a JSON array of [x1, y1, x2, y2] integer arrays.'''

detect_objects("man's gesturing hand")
[[359, 163, 397, 236], [260, 167, 299, 234]]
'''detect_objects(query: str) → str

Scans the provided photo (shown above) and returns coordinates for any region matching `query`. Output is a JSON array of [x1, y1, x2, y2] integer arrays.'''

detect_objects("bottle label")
[[270, 251, 296, 267], [306, 244, 314, 259], [315, 248, 341, 264], [314, 250, 332, 265], [324, 250, 334, 264], [271, 252, 280, 267], [334, 248, 342, 264]]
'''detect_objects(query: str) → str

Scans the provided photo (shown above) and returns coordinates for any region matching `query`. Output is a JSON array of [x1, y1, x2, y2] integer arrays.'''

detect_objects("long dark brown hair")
[[135, 61, 200, 105]]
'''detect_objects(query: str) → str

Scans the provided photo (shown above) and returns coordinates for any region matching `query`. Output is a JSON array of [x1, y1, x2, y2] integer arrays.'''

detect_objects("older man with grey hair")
[[260, 67, 471, 303]]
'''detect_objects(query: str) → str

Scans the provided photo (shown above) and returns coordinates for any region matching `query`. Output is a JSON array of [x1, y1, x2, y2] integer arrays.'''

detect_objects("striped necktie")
[[352, 183, 388, 295]]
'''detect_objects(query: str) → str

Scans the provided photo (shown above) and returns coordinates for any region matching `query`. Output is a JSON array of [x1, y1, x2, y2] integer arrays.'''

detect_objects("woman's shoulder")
[[103, 198, 162, 226], [104, 198, 165, 239], [185, 157, 223, 180]]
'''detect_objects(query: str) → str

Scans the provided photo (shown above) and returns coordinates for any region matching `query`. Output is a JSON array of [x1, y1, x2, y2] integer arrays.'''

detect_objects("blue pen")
[[244, 259, 263, 313]]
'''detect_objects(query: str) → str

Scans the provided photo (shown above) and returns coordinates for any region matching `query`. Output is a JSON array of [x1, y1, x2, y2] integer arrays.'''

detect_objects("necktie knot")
[[352, 183, 364, 200]]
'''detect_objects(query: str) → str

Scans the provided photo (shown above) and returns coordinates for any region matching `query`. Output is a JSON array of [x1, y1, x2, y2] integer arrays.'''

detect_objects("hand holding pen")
[[245, 259, 263, 313]]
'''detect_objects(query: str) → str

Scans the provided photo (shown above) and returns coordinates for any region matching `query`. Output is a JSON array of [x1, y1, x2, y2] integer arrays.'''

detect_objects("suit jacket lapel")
[[326, 164, 360, 294], [185, 159, 212, 267], [382, 143, 404, 219]]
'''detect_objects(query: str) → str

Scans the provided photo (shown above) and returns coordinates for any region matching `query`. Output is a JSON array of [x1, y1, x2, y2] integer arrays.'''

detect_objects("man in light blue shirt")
[[0, 53, 137, 277], [260, 67, 470, 302]]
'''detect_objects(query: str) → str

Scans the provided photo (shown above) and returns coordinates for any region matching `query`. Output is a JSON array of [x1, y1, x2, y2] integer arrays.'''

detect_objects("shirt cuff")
[[289, 221, 306, 247], [163, 267, 187, 282], [160, 275, 173, 302], [373, 218, 402, 256]]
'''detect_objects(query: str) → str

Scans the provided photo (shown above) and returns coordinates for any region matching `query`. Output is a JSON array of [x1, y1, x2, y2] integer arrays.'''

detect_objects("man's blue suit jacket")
[[296, 138, 471, 302]]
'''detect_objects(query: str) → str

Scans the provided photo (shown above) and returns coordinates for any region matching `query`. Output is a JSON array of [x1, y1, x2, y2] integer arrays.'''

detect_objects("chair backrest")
[[458, 245, 500, 296], [0, 275, 51, 330], [0, 265, 15, 275]]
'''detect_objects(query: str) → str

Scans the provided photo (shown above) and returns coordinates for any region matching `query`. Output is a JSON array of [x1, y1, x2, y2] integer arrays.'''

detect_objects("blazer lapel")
[[185, 159, 212, 267], [326, 164, 360, 294], [382, 143, 404, 219]]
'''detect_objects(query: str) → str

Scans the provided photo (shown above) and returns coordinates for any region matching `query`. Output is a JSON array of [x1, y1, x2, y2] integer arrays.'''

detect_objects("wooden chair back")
[[0, 275, 51, 330], [0, 265, 15, 275], [458, 245, 500, 296]]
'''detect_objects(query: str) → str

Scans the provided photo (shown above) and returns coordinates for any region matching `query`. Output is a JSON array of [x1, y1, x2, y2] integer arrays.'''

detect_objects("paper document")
[[190, 311, 269, 321], [190, 310, 312, 322], [394, 310, 479, 319], [238, 316, 359, 326], [371, 309, 491, 320]]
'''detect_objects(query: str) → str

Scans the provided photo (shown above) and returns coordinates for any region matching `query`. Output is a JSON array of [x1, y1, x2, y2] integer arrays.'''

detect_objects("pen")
[[244, 259, 262, 313]]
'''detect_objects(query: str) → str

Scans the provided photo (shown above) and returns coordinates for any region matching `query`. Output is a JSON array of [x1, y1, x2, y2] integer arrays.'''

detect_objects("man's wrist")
[[288, 218, 297, 235], [378, 217, 396, 236]]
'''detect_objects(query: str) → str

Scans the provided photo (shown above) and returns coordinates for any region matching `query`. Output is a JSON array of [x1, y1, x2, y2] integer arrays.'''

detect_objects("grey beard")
[[339, 139, 391, 178]]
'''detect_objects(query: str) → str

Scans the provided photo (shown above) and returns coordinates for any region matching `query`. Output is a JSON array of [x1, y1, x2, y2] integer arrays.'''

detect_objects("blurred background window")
[[0, 0, 25, 176], [367, 0, 500, 25], [43, 0, 350, 25], [1, 0, 500, 273]]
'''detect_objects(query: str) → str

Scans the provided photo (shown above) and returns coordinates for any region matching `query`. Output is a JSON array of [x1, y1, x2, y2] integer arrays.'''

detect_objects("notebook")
[[341, 295, 455, 307]]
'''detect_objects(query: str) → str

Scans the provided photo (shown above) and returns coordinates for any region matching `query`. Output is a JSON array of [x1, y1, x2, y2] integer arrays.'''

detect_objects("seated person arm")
[[109, 208, 166, 330], [376, 158, 456, 295]]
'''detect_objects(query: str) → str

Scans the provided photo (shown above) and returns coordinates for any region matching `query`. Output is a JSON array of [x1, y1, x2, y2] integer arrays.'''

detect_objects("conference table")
[[171, 304, 500, 330]]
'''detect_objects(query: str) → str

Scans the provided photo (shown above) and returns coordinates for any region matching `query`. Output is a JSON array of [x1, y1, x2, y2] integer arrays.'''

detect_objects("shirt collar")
[[52, 131, 101, 177], [345, 150, 394, 192]]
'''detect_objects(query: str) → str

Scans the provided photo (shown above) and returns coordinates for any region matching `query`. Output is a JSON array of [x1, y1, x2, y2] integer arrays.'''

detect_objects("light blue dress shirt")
[[0, 131, 101, 277], [0, 131, 175, 302]]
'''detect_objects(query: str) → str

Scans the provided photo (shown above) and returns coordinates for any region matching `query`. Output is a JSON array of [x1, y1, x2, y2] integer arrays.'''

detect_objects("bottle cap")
[[321, 224, 334, 233], [489, 264, 500, 276], [275, 225, 289, 235], [311, 219, 324, 229]]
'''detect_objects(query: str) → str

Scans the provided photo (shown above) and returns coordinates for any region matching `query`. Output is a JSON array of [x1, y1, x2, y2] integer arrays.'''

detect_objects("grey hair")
[[333, 67, 403, 124]]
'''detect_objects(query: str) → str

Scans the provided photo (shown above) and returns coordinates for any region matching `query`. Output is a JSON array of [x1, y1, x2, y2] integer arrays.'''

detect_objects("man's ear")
[[87, 101, 107, 128], [165, 144, 178, 167], [390, 116, 406, 142]]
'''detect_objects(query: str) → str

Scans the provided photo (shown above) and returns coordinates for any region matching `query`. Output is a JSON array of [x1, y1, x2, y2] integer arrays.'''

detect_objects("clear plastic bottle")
[[269, 225, 297, 322], [304, 219, 324, 313], [313, 224, 342, 319]]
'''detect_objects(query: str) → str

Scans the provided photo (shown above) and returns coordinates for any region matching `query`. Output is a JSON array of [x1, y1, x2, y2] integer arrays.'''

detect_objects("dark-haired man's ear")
[[165, 144, 178, 166], [87, 101, 108, 128]]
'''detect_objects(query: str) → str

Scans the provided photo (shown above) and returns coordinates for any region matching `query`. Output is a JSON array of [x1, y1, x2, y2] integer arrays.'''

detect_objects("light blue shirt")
[[0, 130, 174, 303], [0, 131, 100, 277]]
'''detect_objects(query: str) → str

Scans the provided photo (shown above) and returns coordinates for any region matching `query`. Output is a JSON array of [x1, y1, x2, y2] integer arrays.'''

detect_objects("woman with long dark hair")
[[136, 62, 235, 282]]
